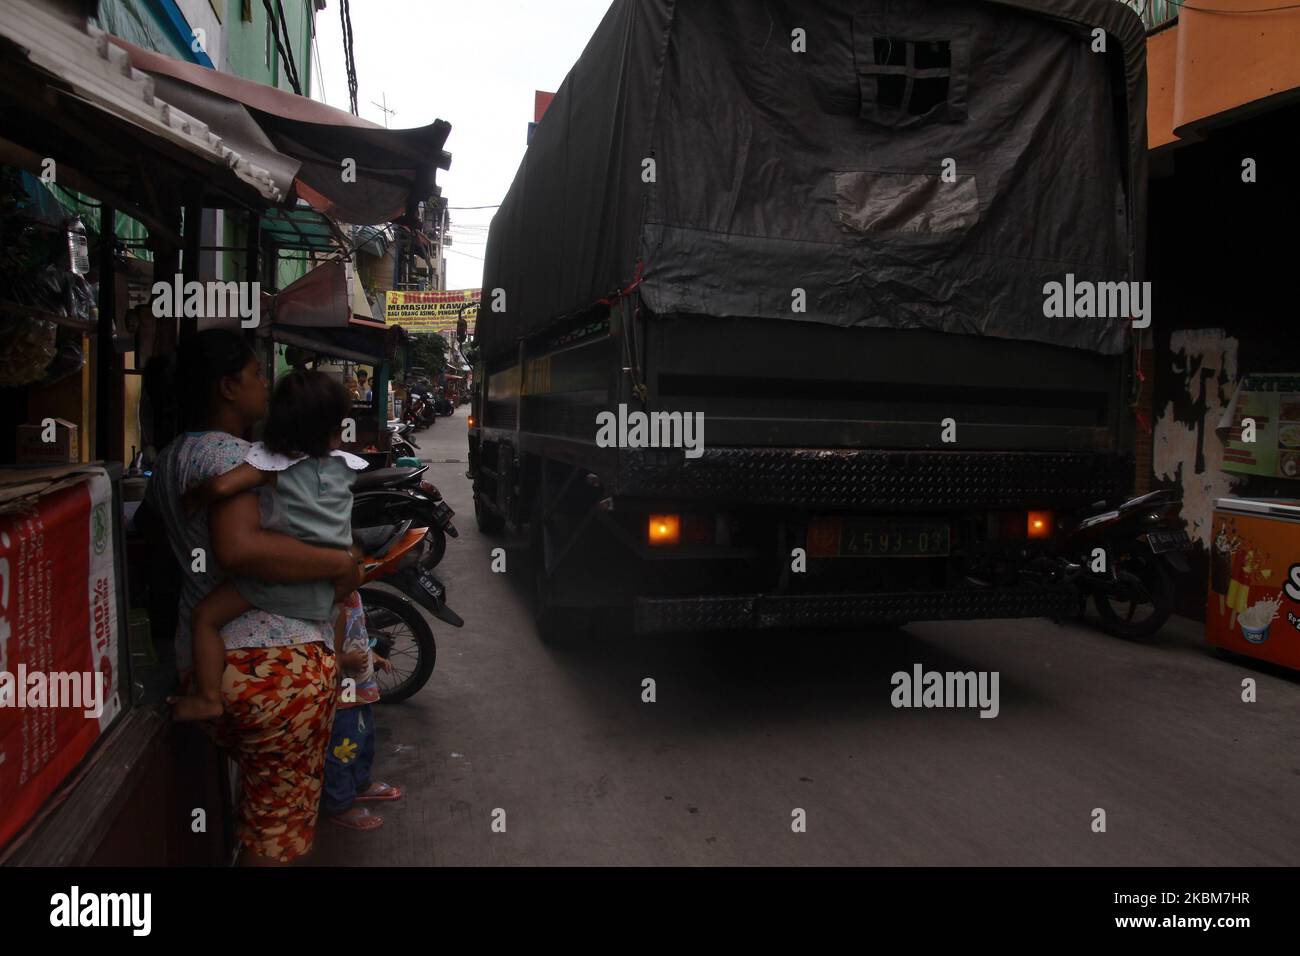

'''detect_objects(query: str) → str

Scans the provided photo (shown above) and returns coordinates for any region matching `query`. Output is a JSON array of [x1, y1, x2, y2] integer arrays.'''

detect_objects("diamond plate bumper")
[[617, 448, 1132, 510], [633, 585, 1081, 633]]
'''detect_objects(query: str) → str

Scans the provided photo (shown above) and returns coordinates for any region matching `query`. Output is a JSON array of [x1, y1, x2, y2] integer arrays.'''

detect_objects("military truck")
[[469, 0, 1147, 638]]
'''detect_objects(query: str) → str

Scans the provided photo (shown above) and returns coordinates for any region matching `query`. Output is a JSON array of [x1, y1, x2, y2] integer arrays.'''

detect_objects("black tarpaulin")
[[479, 0, 1147, 362]]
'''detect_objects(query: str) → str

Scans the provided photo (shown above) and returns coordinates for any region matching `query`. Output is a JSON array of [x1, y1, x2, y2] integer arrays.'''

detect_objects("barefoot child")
[[170, 370, 367, 721]]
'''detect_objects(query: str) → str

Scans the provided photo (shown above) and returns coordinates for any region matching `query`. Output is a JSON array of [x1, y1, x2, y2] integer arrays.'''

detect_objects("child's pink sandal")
[[329, 807, 383, 831], [354, 782, 403, 803]]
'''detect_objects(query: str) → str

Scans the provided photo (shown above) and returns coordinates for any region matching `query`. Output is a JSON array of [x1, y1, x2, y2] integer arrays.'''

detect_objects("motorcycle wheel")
[[361, 586, 436, 704], [392, 438, 417, 459], [1093, 550, 1173, 639]]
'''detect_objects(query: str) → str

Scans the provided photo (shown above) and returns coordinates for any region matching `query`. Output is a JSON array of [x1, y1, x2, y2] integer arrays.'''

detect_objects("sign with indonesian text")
[[1222, 374, 1300, 480], [384, 289, 479, 336]]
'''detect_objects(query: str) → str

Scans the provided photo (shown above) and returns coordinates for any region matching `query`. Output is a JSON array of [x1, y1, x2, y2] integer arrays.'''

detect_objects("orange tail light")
[[1026, 511, 1054, 539], [648, 513, 681, 547]]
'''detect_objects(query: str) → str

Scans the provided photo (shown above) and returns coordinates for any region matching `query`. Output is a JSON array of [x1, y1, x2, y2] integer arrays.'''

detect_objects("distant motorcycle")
[[419, 392, 438, 427], [1062, 489, 1191, 638]]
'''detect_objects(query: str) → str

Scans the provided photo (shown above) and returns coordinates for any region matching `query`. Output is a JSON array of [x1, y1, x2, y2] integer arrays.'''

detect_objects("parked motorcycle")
[[419, 392, 437, 427], [1062, 489, 1191, 638], [388, 420, 419, 459], [353, 463, 458, 568], [352, 514, 463, 704]]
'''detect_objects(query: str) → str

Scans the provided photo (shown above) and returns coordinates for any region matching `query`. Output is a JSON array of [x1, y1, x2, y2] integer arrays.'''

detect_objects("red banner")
[[0, 470, 120, 851]]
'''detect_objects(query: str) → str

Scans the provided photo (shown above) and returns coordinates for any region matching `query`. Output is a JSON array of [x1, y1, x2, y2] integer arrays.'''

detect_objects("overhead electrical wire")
[[311, 16, 326, 105], [262, 0, 302, 95], [340, 0, 360, 116]]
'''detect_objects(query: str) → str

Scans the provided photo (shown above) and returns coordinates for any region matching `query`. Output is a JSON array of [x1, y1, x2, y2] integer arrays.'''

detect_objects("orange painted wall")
[[1147, 7, 1300, 151], [1147, 27, 1179, 150]]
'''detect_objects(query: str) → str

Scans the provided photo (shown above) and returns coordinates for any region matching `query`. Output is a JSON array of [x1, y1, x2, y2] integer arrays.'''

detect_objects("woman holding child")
[[144, 330, 381, 864]]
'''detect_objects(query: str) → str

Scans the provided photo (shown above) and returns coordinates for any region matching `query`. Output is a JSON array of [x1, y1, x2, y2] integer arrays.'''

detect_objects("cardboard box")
[[16, 418, 79, 465]]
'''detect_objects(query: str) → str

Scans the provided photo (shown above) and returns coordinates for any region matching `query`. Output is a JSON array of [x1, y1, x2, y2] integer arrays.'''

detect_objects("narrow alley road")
[[313, 406, 1300, 866]]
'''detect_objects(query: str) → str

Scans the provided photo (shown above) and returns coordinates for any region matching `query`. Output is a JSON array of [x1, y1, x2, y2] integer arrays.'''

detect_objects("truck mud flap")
[[633, 586, 1081, 634]]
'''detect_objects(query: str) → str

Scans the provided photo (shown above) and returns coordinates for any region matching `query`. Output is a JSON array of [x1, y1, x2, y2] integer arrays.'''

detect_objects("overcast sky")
[[311, 0, 612, 290]]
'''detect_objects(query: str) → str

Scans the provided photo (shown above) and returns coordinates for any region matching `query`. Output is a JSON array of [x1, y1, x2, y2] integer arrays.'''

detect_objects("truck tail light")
[[648, 514, 680, 547], [989, 511, 1056, 540], [467, 415, 475, 429], [1026, 510, 1054, 539]]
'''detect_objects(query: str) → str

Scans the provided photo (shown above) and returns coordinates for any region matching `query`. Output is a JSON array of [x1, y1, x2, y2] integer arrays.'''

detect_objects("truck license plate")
[[808, 517, 950, 558]]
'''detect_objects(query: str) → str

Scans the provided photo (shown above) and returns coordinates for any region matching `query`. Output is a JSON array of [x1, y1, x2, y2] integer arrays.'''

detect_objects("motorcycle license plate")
[[1146, 530, 1190, 553], [808, 517, 950, 558], [417, 571, 445, 603]]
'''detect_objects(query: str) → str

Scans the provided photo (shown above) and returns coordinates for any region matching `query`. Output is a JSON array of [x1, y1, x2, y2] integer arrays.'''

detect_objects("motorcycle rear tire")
[[361, 586, 436, 704], [425, 524, 447, 568], [1093, 551, 1173, 640]]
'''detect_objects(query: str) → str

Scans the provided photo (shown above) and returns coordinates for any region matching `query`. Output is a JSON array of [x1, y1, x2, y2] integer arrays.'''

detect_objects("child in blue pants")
[[323, 592, 402, 830]]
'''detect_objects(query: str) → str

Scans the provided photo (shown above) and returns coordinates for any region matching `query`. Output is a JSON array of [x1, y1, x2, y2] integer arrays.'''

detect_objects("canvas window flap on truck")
[[469, 0, 1148, 636]]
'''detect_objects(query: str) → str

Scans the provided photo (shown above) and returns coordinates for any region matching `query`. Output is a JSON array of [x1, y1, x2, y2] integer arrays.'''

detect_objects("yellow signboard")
[[384, 289, 479, 336]]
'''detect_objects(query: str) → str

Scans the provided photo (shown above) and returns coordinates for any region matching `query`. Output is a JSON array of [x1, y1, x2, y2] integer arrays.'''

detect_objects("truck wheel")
[[474, 490, 505, 535], [530, 502, 591, 645]]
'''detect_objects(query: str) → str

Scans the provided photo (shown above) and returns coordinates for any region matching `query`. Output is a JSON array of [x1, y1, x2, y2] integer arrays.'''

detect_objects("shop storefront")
[[0, 0, 449, 863]]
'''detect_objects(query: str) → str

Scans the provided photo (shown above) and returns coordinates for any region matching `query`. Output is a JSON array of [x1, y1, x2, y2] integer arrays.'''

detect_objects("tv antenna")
[[370, 92, 396, 128]]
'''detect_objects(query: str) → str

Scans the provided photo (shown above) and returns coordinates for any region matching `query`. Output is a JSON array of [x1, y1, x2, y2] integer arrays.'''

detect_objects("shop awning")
[[267, 259, 389, 363], [260, 205, 348, 253], [273, 259, 350, 328], [273, 325, 387, 365], [0, 0, 283, 221], [270, 259, 385, 329], [105, 35, 452, 225]]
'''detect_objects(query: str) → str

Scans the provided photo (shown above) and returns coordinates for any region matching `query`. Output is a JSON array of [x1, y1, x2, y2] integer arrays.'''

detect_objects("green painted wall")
[[224, 1, 316, 290], [224, 0, 314, 95]]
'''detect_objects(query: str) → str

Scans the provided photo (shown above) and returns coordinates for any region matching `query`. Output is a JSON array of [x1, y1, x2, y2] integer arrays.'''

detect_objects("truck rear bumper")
[[618, 448, 1132, 510], [633, 584, 1080, 634]]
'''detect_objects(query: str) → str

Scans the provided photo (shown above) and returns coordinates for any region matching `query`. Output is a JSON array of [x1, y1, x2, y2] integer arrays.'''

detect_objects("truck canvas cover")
[[479, 0, 1147, 363]]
